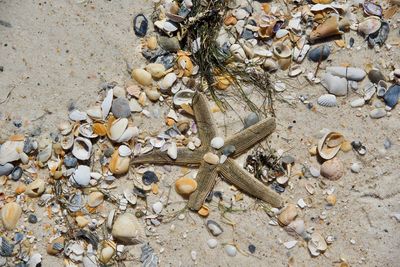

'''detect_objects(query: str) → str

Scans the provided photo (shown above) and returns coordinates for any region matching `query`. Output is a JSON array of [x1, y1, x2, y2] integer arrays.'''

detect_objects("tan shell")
[[57, 121, 72, 135], [175, 177, 198, 195], [203, 152, 219, 165], [131, 69, 153, 86], [198, 205, 209, 217], [146, 36, 158, 50], [1, 202, 22, 230], [273, 42, 292, 59], [109, 150, 130, 175], [317, 131, 344, 160], [99, 244, 115, 264], [26, 179, 46, 197], [145, 63, 166, 79], [278, 204, 298, 226], [93, 123, 108, 136], [88, 191, 104, 208], [358, 16, 381, 35], [320, 157, 344, 181], [309, 15, 343, 42]]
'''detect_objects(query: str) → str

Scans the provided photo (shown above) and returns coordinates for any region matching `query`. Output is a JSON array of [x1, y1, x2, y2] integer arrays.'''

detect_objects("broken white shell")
[[0, 141, 24, 165], [69, 110, 87, 121], [118, 145, 132, 157], [86, 106, 103, 120], [102, 89, 114, 119], [173, 89, 195, 106], [79, 123, 98, 139], [61, 134, 74, 150], [159, 73, 177, 91], [321, 73, 347, 96], [72, 137, 92, 160], [123, 189, 137, 205], [317, 94, 337, 107], [109, 118, 128, 141]]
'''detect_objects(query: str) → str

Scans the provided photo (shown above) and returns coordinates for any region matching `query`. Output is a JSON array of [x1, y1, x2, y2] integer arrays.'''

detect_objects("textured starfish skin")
[[131, 93, 283, 210]]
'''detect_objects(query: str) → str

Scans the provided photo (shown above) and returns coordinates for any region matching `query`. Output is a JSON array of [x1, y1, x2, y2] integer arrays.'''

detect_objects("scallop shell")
[[317, 94, 337, 107], [102, 89, 114, 119], [173, 89, 195, 106], [72, 137, 92, 161], [273, 42, 292, 58], [358, 16, 381, 35], [317, 131, 343, 160], [79, 123, 98, 139]]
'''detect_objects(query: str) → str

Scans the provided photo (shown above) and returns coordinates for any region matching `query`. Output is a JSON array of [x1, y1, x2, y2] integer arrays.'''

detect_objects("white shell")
[[61, 134, 74, 150], [102, 89, 114, 119], [173, 89, 195, 106], [123, 189, 137, 205], [224, 245, 237, 257], [79, 123, 98, 139], [69, 110, 87, 121], [317, 94, 337, 107], [150, 137, 166, 148], [109, 118, 128, 141], [207, 239, 218, 249], [376, 80, 388, 97], [293, 44, 310, 63], [0, 141, 24, 165], [72, 137, 92, 160], [58, 121, 72, 135], [321, 73, 347, 96], [86, 106, 103, 120], [230, 44, 247, 62], [275, 29, 289, 39], [70, 165, 91, 186], [118, 145, 132, 157], [167, 142, 177, 159], [210, 137, 224, 149], [116, 126, 138, 143], [234, 9, 249, 20], [358, 16, 381, 35], [288, 65, 303, 77], [129, 99, 142, 113], [152, 201, 163, 214], [326, 66, 366, 81], [159, 73, 177, 90]]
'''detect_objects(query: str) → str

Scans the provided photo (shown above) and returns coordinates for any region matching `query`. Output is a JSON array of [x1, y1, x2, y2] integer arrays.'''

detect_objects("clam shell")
[[86, 106, 103, 120], [308, 232, 327, 256], [109, 151, 130, 175], [149, 137, 165, 148], [275, 29, 289, 39], [167, 142, 177, 159], [79, 123, 98, 139], [326, 66, 366, 81], [273, 42, 292, 58], [1, 202, 22, 230], [159, 72, 177, 90], [111, 213, 144, 244], [72, 137, 92, 160], [107, 209, 116, 230], [109, 118, 128, 141], [69, 110, 87, 121], [321, 73, 347, 96], [263, 59, 279, 72], [278, 204, 298, 226], [173, 89, 195, 106], [116, 126, 138, 143], [88, 192, 104, 208], [288, 65, 303, 77], [92, 123, 108, 136], [123, 189, 137, 205], [132, 69, 153, 86], [118, 145, 132, 157], [102, 89, 114, 119], [203, 152, 219, 165], [320, 157, 344, 180], [317, 94, 337, 107], [0, 140, 24, 165], [230, 44, 247, 62], [71, 165, 91, 186], [358, 16, 381, 35], [210, 137, 224, 149], [58, 121, 72, 135], [317, 131, 343, 160], [175, 177, 198, 195]]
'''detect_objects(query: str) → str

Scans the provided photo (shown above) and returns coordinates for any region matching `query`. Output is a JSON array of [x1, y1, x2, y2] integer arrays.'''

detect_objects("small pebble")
[[309, 166, 320, 178], [64, 155, 78, 168], [190, 250, 197, 261], [225, 245, 237, 257], [206, 220, 223, 236], [210, 137, 224, 149], [207, 239, 218, 249], [111, 97, 131, 118], [142, 171, 159, 185], [248, 244, 256, 254], [28, 214, 38, 224], [10, 167, 22, 181], [351, 162, 361, 173], [244, 112, 259, 128], [152, 201, 163, 214]]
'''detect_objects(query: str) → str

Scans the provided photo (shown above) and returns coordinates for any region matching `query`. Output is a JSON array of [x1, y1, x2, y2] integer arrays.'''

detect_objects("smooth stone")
[[384, 85, 400, 109], [244, 112, 259, 128], [175, 177, 197, 195], [309, 166, 320, 177], [145, 63, 166, 79], [320, 158, 344, 181], [152, 202, 163, 214], [10, 166, 23, 181], [326, 66, 366, 81], [368, 69, 385, 84], [0, 163, 14, 176], [308, 45, 330, 62], [71, 165, 91, 186], [0, 141, 24, 165], [206, 220, 223, 236], [207, 239, 218, 249], [1, 202, 22, 230], [351, 162, 361, 173], [222, 145, 236, 156], [248, 244, 256, 254], [132, 69, 152, 86], [145, 89, 161, 102], [225, 245, 237, 257], [210, 137, 224, 149], [158, 36, 181, 52], [28, 214, 38, 224], [369, 108, 386, 119], [25, 179, 45, 197], [37, 144, 52, 163], [142, 171, 159, 185], [350, 98, 365, 108], [111, 97, 131, 118], [111, 213, 145, 244], [203, 152, 219, 165]]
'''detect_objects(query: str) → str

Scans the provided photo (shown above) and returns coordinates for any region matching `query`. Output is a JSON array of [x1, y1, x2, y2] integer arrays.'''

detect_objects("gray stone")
[[111, 97, 131, 118]]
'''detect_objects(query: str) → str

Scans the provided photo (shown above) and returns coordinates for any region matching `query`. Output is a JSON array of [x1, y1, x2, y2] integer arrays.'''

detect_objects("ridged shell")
[[317, 94, 337, 107]]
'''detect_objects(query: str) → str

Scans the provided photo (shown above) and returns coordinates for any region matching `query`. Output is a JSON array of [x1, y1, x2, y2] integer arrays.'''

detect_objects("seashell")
[[46, 236, 65, 255], [230, 44, 247, 62], [92, 123, 107, 136], [288, 65, 302, 77], [278, 57, 291, 70], [159, 72, 177, 91], [107, 209, 116, 230], [79, 123, 98, 139], [76, 216, 89, 228], [1, 202, 22, 230], [149, 137, 165, 148], [111, 97, 131, 119], [86, 106, 102, 120], [384, 85, 400, 109], [109, 150, 130, 175], [0, 163, 14, 176], [145, 63, 166, 79], [131, 69, 153, 86], [109, 118, 128, 141], [224, 15, 237, 26], [263, 59, 279, 72], [118, 145, 132, 157], [351, 162, 362, 173], [58, 121, 72, 135], [99, 244, 115, 264], [358, 16, 381, 36], [88, 191, 104, 208], [320, 157, 344, 181], [0, 140, 24, 164], [123, 188, 137, 205], [173, 89, 195, 106], [69, 110, 87, 121], [278, 204, 298, 226], [293, 44, 310, 63], [206, 220, 223, 236], [70, 165, 91, 186], [111, 213, 145, 244], [152, 201, 163, 214], [309, 15, 343, 42], [225, 245, 237, 257], [72, 137, 92, 160], [113, 86, 125, 98], [145, 89, 161, 102], [321, 73, 347, 96], [368, 21, 389, 47], [142, 171, 158, 186], [26, 178, 45, 197], [326, 66, 366, 81], [133, 14, 148, 37], [177, 54, 194, 77], [158, 36, 181, 53], [308, 45, 330, 62], [102, 89, 114, 119], [146, 36, 157, 50], [308, 232, 327, 256], [317, 94, 337, 107], [175, 177, 197, 195], [167, 142, 177, 160], [286, 219, 305, 236], [376, 80, 388, 97], [273, 42, 292, 58], [363, 2, 383, 17], [210, 137, 224, 149], [37, 144, 52, 163], [129, 98, 142, 113], [203, 152, 219, 165], [369, 108, 386, 119], [350, 98, 365, 108], [318, 131, 343, 160], [274, 81, 286, 92], [326, 194, 336, 206], [275, 29, 289, 39], [233, 8, 249, 20], [363, 82, 376, 101]]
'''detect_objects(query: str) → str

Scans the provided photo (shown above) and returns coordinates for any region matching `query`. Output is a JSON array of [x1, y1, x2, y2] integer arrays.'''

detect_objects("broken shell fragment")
[[175, 177, 198, 195], [308, 232, 327, 257], [318, 131, 344, 160], [321, 73, 347, 96], [1, 202, 22, 230], [26, 178, 46, 197], [111, 213, 145, 244], [109, 150, 130, 175], [72, 137, 92, 161], [58, 121, 72, 135], [326, 66, 366, 81], [320, 157, 344, 181], [159, 72, 177, 91], [88, 191, 104, 208], [309, 15, 343, 42], [358, 16, 381, 36], [0, 140, 24, 165], [210, 137, 224, 149], [383, 85, 400, 109], [273, 42, 292, 58], [71, 165, 91, 186], [278, 204, 298, 226], [173, 89, 195, 106], [86, 105, 103, 120]]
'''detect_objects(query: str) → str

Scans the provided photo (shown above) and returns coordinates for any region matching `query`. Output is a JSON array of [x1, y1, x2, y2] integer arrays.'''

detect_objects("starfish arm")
[[131, 148, 203, 166], [223, 118, 276, 158], [187, 162, 218, 211], [218, 158, 283, 208], [192, 93, 217, 146]]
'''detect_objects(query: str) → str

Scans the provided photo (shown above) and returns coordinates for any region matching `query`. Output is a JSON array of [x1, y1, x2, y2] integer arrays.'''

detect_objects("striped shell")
[[317, 94, 337, 107]]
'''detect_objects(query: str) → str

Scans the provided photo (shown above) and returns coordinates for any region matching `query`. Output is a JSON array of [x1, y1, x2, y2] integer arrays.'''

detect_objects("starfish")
[[132, 93, 284, 210]]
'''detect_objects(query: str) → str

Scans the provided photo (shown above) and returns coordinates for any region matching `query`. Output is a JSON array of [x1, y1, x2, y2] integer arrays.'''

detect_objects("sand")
[[0, 0, 399, 266]]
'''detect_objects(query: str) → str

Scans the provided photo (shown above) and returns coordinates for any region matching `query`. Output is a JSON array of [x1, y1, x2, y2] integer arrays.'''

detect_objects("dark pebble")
[[0, 20, 12, 28], [142, 171, 159, 185], [64, 155, 78, 168], [368, 69, 385, 84], [271, 182, 285, 193], [349, 37, 355, 47], [241, 29, 254, 40], [104, 147, 114, 158], [133, 14, 148, 37], [0, 66, 3, 72], [14, 232, 24, 243], [13, 120, 22, 128], [155, 53, 176, 69], [248, 244, 256, 254], [244, 112, 259, 128], [28, 214, 38, 224], [213, 191, 223, 200], [0, 237, 14, 257], [10, 166, 23, 181], [308, 45, 330, 62], [0, 163, 14, 176], [384, 84, 400, 109]]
